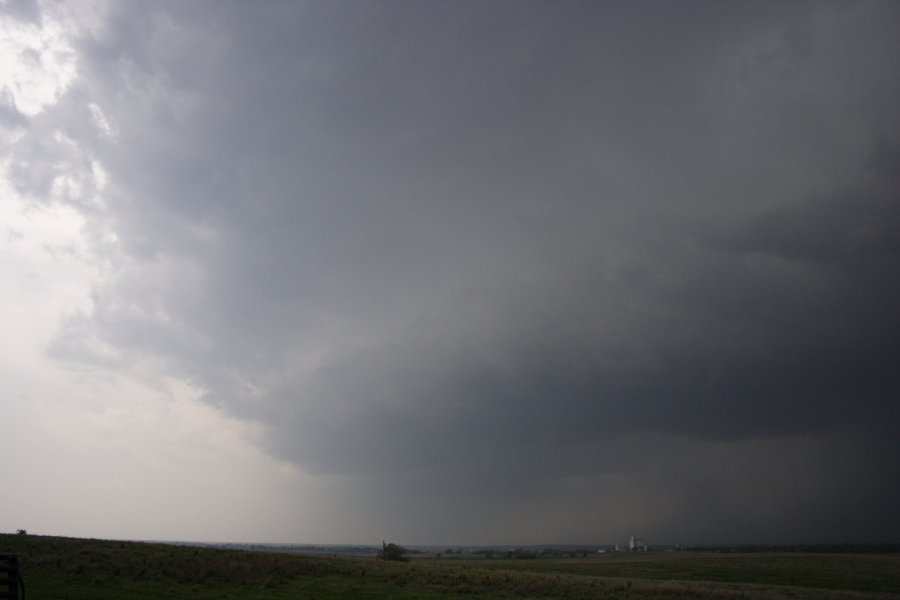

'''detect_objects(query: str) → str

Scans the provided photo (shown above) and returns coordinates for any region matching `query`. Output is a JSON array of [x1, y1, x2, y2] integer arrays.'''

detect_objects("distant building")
[[625, 535, 648, 551]]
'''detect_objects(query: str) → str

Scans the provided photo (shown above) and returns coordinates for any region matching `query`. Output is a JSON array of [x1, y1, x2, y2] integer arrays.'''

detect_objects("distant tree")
[[16, 529, 27, 536], [381, 541, 408, 561]]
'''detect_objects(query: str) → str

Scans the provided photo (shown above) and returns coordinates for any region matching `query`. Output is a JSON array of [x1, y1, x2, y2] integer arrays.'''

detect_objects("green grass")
[[476, 551, 900, 595], [2, 534, 898, 599]]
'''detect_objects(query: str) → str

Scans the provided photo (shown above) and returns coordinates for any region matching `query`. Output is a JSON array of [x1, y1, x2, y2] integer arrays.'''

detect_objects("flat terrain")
[[2, 534, 898, 599]]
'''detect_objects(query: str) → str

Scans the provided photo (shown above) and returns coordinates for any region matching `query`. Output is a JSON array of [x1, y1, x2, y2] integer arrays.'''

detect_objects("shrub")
[[381, 542, 408, 562]]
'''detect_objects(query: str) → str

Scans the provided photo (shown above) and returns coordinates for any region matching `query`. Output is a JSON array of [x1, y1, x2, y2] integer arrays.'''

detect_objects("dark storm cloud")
[[30, 0, 900, 542]]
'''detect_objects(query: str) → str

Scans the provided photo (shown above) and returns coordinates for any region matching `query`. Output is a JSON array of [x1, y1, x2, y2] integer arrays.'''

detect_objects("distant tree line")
[[435, 547, 598, 559]]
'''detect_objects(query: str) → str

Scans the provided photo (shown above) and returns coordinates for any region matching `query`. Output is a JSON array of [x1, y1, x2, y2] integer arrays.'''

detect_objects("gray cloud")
[[1, 0, 40, 23], [18, 0, 900, 543]]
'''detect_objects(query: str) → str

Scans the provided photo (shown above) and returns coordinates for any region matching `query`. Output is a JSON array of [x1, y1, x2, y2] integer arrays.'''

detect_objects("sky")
[[1, 0, 898, 547]]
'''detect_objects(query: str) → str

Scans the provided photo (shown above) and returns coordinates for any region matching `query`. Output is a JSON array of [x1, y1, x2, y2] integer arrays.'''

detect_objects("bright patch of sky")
[[1, 0, 317, 543], [0, 1, 77, 116]]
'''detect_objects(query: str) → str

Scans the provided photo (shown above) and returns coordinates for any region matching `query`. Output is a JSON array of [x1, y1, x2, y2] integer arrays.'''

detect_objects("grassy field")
[[2, 533, 898, 599], [477, 551, 900, 595]]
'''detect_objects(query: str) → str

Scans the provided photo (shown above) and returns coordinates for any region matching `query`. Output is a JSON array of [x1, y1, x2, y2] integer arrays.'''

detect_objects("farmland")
[[2, 533, 898, 599]]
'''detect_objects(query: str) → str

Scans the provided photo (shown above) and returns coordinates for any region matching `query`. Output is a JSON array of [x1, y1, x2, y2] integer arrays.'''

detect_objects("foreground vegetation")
[[2, 533, 898, 599]]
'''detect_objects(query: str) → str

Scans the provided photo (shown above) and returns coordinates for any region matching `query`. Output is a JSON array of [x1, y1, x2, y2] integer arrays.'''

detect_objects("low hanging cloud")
[[6, 0, 899, 544]]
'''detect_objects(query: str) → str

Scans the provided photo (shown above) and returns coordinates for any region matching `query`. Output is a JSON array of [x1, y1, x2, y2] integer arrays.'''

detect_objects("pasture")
[[2, 533, 897, 599]]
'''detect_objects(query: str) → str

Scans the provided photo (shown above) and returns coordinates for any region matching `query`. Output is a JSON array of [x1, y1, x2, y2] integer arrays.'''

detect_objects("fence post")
[[0, 554, 24, 600]]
